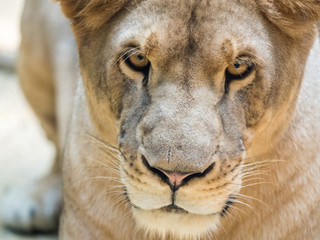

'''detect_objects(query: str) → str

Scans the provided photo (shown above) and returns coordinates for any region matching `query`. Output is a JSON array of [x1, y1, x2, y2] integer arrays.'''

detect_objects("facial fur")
[[58, 0, 318, 238]]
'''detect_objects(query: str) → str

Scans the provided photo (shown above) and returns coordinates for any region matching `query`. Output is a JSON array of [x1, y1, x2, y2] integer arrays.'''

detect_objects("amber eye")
[[119, 50, 150, 82], [128, 53, 149, 69], [226, 57, 255, 81], [224, 60, 255, 93], [226, 61, 254, 81], [227, 62, 249, 76], [123, 52, 150, 73]]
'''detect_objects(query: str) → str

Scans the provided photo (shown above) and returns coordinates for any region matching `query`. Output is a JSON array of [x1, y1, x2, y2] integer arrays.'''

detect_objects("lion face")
[[63, 0, 316, 237]]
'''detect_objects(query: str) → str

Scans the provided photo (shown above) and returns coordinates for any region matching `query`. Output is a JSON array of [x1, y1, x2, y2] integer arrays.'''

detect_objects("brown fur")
[[59, 0, 130, 29]]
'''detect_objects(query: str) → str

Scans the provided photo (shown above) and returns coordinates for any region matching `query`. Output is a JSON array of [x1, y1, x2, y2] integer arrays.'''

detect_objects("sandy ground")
[[0, 1, 58, 239]]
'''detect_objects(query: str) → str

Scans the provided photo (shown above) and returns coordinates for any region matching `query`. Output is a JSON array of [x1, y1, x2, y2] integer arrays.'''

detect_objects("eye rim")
[[122, 51, 150, 74], [225, 61, 255, 80], [224, 57, 256, 94]]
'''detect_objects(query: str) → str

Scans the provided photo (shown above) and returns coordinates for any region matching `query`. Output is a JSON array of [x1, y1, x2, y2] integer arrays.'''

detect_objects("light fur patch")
[[133, 208, 219, 239]]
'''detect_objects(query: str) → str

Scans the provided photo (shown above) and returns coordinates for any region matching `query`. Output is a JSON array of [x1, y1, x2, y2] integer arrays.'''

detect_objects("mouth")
[[130, 197, 233, 217]]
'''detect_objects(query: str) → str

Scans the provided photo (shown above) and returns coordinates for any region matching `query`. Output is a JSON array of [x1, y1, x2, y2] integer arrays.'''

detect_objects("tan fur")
[[4, 0, 320, 239]]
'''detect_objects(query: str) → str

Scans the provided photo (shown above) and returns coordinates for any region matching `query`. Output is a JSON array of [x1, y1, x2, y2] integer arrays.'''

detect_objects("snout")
[[138, 94, 222, 175]]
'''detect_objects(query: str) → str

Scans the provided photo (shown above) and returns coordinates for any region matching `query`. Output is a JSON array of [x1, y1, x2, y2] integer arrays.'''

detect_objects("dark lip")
[[160, 204, 189, 214], [132, 203, 221, 216], [132, 203, 188, 214]]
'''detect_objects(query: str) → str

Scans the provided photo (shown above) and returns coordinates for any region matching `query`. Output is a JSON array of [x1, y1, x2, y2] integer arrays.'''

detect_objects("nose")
[[157, 170, 194, 188], [142, 155, 215, 191]]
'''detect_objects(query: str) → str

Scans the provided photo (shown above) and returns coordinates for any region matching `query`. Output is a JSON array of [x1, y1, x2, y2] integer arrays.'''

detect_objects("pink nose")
[[158, 169, 194, 187]]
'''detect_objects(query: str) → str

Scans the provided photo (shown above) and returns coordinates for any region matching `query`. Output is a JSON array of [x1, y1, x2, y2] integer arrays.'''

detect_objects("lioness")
[[1, 0, 320, 239]]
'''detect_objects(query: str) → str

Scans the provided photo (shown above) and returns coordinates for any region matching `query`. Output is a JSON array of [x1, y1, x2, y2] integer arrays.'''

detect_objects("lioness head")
[[59, 0, 319, 238]]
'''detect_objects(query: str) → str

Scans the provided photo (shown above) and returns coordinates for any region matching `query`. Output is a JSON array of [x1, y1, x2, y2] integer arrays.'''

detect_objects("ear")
[[57, 0, 130, 29], [257, 0, 320, 37]]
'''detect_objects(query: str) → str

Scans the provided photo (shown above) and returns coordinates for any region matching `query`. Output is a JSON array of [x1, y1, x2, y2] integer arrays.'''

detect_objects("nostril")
[[157, 169, 194, 188], [141, 154, 216, 190]]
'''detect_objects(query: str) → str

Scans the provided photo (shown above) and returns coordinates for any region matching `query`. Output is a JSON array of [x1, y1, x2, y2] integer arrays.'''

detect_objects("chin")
[[132, 208, 220, 239]]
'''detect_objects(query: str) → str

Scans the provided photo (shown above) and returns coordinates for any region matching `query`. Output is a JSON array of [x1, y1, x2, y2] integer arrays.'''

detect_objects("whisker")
[[104, 185, 125, 191], [88, 158, 120, 175], [89, 176, 124, 181], [84, 176, 125, 184], [228, 203, 246, 216], [85, 133, 119, 150], [241, 178, 267, 185], [108, 194, 128, 211], [98, 147, 122, 160], [240, 169, 271, 176], [241, 181, 273, 188], [119, 205, 135, 221], [242, 159, 286, 170], [240, 171, 269, 179], [231, 199, 257, 215], [234, 193, 270, 209]]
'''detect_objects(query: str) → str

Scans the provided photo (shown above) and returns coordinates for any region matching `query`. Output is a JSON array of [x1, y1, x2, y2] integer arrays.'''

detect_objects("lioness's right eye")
[[224, 58, 256, 93], [119, 51, 150, 82], [225, 61, 254, 80]]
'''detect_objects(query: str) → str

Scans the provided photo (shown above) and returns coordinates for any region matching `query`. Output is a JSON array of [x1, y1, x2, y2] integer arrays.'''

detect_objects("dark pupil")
[[137, 54, 144, 61], [234, 63, 241, 69]]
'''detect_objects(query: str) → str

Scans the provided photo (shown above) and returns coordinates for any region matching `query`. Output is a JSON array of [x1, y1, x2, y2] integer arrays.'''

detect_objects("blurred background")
[[0, 0, 56, 239]]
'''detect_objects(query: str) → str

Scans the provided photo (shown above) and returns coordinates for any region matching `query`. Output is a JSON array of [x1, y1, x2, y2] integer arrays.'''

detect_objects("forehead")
[[110, 0, 271, 76]]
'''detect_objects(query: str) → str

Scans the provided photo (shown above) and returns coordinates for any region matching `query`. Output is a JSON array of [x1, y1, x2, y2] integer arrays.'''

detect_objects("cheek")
[[228, 72, 256, 98], [106, 69, 134, 118], [235, 86, 268, 128]]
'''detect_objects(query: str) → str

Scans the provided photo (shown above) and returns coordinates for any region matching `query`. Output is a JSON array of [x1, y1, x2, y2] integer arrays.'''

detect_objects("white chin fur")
[[132, 208, 219, 239]]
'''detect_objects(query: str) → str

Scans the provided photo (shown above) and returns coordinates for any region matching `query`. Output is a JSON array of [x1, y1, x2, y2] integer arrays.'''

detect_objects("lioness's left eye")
[[127, 53, 149, 69], [123, 52, 150, 72], [119, 51, 150, 82], [227, 63, 248, 75]]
